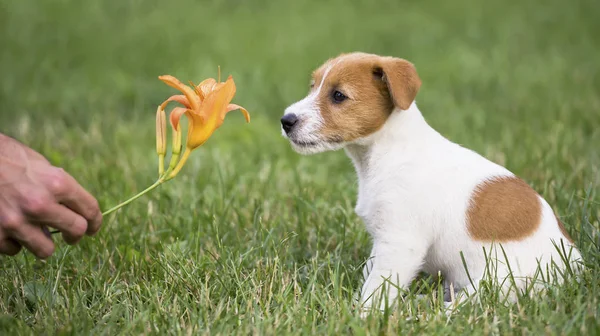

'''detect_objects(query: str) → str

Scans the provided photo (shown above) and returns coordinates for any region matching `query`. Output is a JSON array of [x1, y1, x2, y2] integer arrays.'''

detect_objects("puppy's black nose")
[[281, 113, 298, 133]]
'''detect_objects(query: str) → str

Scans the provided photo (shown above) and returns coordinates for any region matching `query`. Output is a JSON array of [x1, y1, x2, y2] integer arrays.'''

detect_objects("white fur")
[[283, 62, 350, 154], [283, 91, 583, 314]]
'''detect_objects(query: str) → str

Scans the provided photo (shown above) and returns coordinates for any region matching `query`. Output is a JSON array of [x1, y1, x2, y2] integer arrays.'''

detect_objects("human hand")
[[0, 133, 102, 258]]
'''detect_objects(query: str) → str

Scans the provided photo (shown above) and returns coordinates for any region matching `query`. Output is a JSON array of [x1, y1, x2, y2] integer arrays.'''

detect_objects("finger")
[[43, 168, 103, 235], [0, 210, 25, 256], [27, 203, 87, 245], [8, 222, 55, 259], [0, 238, 22, 256]]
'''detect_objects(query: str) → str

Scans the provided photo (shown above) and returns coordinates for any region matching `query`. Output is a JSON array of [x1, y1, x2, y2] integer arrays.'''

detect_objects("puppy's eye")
[[310, 80, 315, 89], [332, 90, 347, 103]]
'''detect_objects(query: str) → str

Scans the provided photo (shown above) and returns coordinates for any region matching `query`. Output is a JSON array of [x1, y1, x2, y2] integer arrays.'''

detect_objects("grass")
[[0, 0, 599, 334]]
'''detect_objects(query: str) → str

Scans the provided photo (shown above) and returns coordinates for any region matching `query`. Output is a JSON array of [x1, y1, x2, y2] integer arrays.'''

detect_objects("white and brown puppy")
[[281, 52, 582, 313]]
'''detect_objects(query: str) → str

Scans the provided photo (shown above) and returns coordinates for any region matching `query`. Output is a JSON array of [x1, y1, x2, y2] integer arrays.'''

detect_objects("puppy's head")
[[281, 52, 421, 154]]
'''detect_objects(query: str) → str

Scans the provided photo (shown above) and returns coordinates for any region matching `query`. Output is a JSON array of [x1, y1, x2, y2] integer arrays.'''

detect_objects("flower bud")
[[172, 125, 182, 155], [156, 106, 167, 176], [156, 106, 167, 156]]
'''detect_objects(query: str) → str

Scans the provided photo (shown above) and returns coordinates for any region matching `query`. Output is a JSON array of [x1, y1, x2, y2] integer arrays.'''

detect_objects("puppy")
[[281, 52, 582, 313]]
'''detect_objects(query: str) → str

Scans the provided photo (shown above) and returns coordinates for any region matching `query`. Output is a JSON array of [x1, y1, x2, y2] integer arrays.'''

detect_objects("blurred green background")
[[1, 0, 599, 334]]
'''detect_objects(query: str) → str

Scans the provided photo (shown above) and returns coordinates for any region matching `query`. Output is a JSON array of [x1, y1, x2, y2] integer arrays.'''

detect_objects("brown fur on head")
[[315, 53, 422, 142], [282, 52, 422, 153]]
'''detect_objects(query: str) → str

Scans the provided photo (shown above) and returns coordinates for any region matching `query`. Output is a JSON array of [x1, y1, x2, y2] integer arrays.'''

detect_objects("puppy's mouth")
[[289, 135, 343, 147], [290, 139, 320, 147], [286, 135, 346, 157], [282, 122, 345, 153]]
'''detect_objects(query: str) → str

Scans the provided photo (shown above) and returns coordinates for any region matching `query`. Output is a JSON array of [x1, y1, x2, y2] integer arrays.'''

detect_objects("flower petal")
[[184, 109, 212, 149], [169, 107, 189, 131], [160, 95, 191, 110], [188, 80, 202, 99], [211, 80, 229, 95], [202, 76, 236, 127], [158, 75, 201, 111], [226, 104, 250, 123], [182, 77, 236, 150], [197, 78, 217, 98], [205, 76, 236, 108], [223, 76, 237, 102]]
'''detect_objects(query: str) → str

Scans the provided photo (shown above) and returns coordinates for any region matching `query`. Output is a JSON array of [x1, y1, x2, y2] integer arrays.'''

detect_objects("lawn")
[[0, 0, 599, 334]]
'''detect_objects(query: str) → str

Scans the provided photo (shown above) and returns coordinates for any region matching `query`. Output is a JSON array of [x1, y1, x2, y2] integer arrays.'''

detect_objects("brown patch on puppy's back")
[[467, 176, 542, 242]]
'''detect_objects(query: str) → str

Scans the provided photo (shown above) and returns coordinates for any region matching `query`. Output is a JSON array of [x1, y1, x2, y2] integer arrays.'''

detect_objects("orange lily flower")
[[158, 72, 250, 179]]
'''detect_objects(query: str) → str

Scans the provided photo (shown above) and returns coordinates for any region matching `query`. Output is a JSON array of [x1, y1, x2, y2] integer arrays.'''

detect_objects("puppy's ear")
[[373, 57, 421, 110]]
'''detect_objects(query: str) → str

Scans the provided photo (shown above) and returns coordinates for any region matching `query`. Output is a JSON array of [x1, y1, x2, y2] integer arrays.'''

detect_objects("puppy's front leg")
[[359, 237, 428, 314]]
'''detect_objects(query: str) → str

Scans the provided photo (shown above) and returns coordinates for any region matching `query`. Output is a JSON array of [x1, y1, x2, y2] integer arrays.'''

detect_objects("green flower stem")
[[100, 149, 183, 217], [49, 178, 166, 235], [101, 178, 164, 216], [167, 148, 192, 180], [50, 146, 185, 236], [166, 151, 181, 176]]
